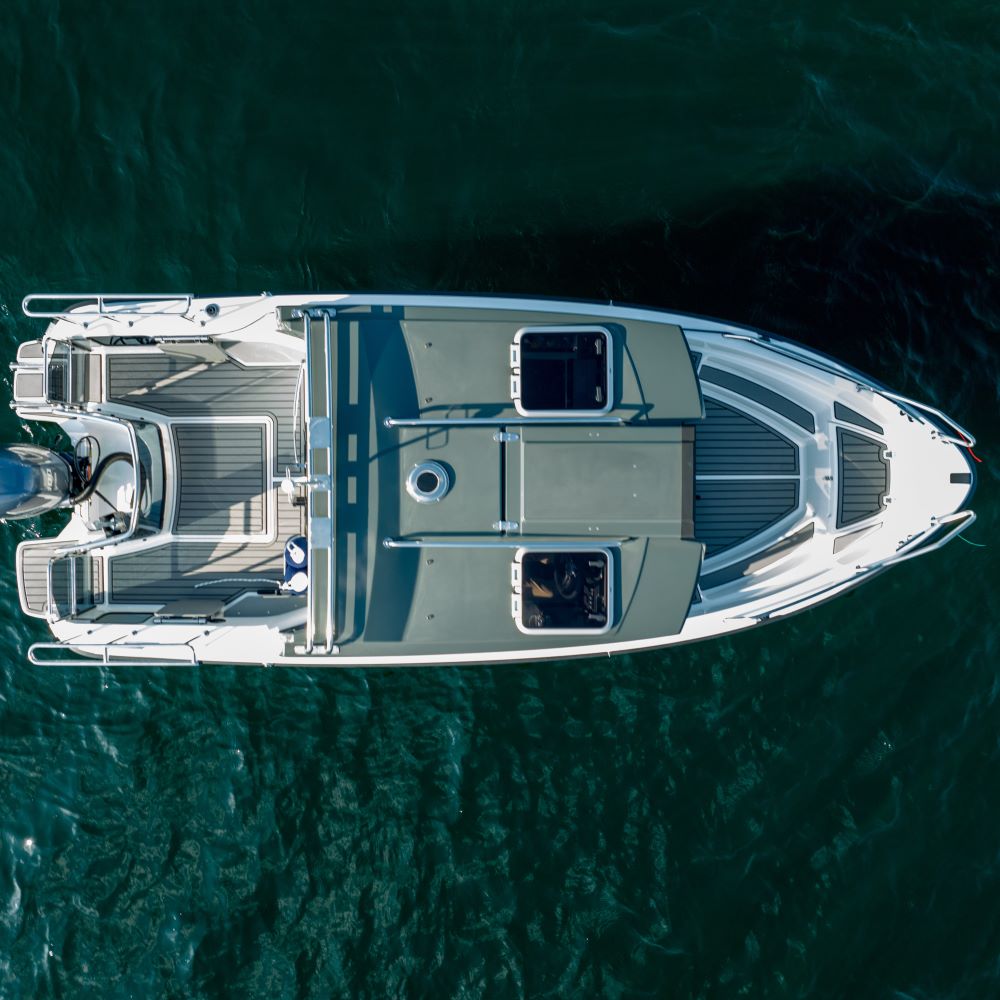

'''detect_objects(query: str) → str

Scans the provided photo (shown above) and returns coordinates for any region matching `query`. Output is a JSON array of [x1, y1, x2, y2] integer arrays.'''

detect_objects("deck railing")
[[28, 641, 199, 667], [22, 292, 193, 322], [722, 331, 976, 448]]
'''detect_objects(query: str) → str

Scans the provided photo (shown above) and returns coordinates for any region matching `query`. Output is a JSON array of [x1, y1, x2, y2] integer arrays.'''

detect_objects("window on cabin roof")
[[512, 549, 611, 634], [511, 327, 612, 415]]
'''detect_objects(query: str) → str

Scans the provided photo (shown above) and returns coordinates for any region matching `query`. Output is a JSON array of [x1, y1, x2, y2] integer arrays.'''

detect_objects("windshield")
[[134, 423, 165, 531]]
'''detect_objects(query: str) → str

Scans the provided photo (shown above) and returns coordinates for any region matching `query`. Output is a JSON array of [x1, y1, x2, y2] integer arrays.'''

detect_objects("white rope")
[[193, 577, 281, 589]]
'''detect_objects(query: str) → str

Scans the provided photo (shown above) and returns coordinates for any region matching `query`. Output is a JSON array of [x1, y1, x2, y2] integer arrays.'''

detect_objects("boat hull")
[[14, 293, 975, 666]]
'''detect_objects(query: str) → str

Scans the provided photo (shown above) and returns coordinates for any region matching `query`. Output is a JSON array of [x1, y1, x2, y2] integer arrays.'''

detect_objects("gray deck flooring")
[[694, 397, 801, 557], [106, 352, 304, 606], [19, 544, 103, 616], [20, 541, 62, 614], [695, 398, 798, 475], [837, 429, 889, 527], [174, 423, 267, 536], [694, 480, 800, 557], [108, 355, 301, 467], [110, 493, 302, 605]]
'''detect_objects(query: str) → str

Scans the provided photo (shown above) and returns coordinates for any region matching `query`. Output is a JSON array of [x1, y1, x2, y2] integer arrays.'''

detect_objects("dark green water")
[[1, 2, 998, 996]]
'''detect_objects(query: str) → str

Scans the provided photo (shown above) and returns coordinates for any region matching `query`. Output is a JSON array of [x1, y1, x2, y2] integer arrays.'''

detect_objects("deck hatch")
[[510, 326, 612, 415], [511, 548, 612, 634], [507, 425, 694, 538], [837, 429, 889, 528], [173, 421, 269, 538]]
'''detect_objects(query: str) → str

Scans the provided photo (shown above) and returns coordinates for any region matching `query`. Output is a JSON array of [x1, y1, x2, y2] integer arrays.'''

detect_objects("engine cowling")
[[0, 444, 71, 519]]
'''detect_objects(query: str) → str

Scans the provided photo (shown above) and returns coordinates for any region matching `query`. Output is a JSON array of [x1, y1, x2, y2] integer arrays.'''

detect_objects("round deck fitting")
[[406, 461, 450, 503]]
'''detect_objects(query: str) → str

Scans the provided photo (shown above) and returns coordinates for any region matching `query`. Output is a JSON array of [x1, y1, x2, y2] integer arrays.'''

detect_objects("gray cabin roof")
[[297, 302, 704, 656]]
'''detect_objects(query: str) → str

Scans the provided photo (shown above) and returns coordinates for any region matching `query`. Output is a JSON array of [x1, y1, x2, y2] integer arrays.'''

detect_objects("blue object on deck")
[[284, 535, 308, 589]]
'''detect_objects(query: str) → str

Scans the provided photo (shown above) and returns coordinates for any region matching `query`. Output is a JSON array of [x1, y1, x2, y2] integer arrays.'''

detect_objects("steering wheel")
[[554, 556, 580, 600], [73, 435, 100, 485]]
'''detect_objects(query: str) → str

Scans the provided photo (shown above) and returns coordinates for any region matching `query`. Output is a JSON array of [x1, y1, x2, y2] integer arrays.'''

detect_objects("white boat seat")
[[16, 340, 45, 364], [12, 369, 45, 405]]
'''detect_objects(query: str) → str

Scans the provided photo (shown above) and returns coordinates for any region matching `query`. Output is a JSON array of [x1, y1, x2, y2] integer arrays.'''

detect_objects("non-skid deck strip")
[[174, 423, 267, 536], [694, 480, 800, 557], [694, 396, 802, 557], [837, 429, 889, 528], [700, 523, 815, 589], [109, 499, 302, 605], [108, 356, 301, 469], [700, 365, 815, 433], [834, 401, 884, 435], [695, 398, 799, 476]]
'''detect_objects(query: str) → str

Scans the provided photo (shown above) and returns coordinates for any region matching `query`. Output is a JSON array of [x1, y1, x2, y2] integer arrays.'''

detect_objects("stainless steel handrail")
[[728, 574, 877, 625], [873, 509, 977, 568], [383, 537, 625, 550], [22, 292, 193, 320], [384, 415, 625, 428], [323, 310, 335, 653], [720, 331, 897, 388], [720, 331, 976, 447], [45, 555, 79, 623], [46, 558, 62, 622], [28, 641, 199, 666], [42, 339, 64, 403], [304, 314, 317, 654], [877, 390, 976, 448]]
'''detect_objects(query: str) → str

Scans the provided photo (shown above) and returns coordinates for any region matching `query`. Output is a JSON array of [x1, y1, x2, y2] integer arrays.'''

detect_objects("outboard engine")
[[0, 444, 72, 519]]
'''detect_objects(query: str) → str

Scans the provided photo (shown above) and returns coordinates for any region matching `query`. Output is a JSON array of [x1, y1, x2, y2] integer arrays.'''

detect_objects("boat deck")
[[105, 355, 304, 607], [19, 344, 807, 618], [694, 397, 801, 557], [99, 351, 802, 606], [108, 500, 303, 605], [18, 541, 105, 616], [107, 355, 302, 462]]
